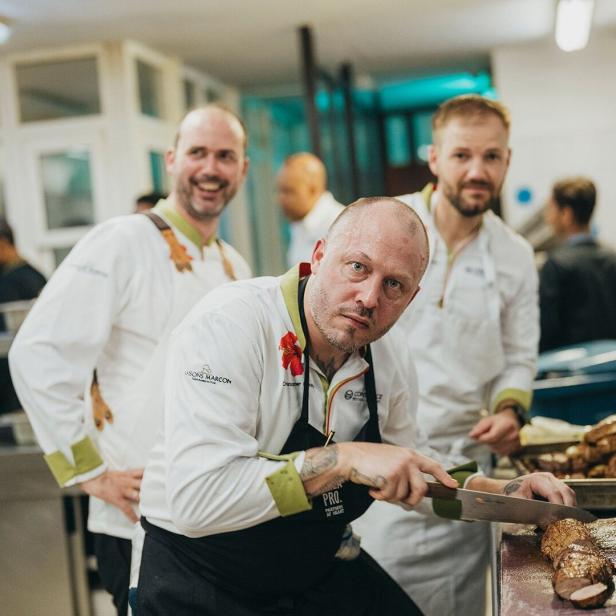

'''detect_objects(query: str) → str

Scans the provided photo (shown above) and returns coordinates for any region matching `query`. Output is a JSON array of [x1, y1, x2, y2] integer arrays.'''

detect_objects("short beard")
[[309, 282, 393, 354], [176, 179, 236, 221], [442, 181, 499, 218], [309, 284, 357, 353]]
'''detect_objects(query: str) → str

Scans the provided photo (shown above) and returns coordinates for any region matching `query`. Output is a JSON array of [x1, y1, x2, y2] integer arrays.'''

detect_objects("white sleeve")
[[8, 222, 134, 485], [488, 245, 539, 411], [164, 307, 294, 537]]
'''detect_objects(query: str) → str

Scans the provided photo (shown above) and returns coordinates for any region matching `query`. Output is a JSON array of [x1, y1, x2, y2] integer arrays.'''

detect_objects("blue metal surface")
[[532, 341, 616, 424], [536, 340, 616, 378]]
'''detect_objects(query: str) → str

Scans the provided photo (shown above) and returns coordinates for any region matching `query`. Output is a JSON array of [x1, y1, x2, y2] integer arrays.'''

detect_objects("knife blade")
[[426, 481, 596, 525]]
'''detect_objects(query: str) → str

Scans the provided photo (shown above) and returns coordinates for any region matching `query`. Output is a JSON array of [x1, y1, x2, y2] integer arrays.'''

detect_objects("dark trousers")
[[137, 529, 423, 616], [93, 533, 131, 616]]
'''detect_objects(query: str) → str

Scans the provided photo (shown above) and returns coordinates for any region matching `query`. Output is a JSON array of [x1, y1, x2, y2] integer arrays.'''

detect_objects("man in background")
[[0, 218, 46, 414], [9, 104, 252, 615], [135, 191, 167, 213], [277, 152, 344, 266], [540, 177, 616, 351], [355, 95, 538, 616], [0, 218, 46, 308]]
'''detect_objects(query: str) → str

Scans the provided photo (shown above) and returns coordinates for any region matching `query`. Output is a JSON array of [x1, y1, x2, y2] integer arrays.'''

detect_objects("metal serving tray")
[[512, 443, 616, 511]]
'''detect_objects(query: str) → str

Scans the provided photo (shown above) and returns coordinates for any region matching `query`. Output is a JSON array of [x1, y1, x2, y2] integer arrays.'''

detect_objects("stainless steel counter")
[[0, 444, 92, 616]]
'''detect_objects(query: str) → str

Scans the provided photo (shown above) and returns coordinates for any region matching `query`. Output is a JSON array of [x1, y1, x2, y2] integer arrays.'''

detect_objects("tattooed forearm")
[[349, 467, 386, 490], [300, 445, 343, 496], [300, 443, 388, 496], [503, 478, 523, 495], [301, 445, 339, 480]]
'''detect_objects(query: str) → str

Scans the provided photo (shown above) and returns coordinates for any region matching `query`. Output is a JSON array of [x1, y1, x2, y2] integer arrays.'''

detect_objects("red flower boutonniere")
[[279, 331, 303, 376]]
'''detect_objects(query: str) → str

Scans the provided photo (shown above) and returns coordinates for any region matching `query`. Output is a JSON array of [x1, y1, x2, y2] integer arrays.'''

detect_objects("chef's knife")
[[426, 481, 596, 525]]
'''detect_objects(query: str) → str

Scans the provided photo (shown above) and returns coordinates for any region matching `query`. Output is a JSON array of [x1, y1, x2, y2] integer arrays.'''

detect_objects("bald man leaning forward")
[[137, 197, 574, 616], [277, 152, 344, 266]]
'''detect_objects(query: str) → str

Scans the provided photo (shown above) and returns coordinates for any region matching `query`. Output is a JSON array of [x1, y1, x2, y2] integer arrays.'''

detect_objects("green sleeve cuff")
[[432, 460, 478, 521], [262, 451, 312, 517], [491, 388, 532, 414], [44, 436, 104, 486]]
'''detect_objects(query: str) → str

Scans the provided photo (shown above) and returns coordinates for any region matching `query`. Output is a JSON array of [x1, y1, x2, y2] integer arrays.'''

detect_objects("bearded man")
[[10, 104, 252, 615], [355, 95, 539, 616]]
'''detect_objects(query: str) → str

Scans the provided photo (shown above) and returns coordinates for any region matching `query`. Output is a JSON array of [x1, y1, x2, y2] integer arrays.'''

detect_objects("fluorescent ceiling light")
[[555, 0, 594, 52], [0, 18, 11, 45]]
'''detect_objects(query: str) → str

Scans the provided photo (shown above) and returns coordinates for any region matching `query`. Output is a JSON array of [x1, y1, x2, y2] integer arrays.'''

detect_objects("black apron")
[[137, 277, 423, 615]]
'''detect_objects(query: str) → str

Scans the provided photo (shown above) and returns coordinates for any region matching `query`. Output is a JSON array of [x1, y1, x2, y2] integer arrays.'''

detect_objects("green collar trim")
[[280, 264, 307, 351], [152, 199, 215, 248], [420, 183, 435, 211]]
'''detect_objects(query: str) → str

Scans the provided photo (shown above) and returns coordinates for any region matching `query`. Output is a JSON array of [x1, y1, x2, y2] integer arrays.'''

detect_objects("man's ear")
[[427, 145, 438, 177], [164, 147, 176, 173], [241, 156, 250, 180], [562, 206, 576, 228], [311, 239, 326, 273]]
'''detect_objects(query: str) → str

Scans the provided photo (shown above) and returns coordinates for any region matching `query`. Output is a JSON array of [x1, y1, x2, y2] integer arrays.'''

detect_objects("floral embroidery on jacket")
[[279, 331, 303, 376]]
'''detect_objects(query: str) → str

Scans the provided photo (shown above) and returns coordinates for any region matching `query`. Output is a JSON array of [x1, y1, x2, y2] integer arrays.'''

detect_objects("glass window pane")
[[184, 79, 197, 111], [40, 150, 95, 229], [412, 111, 434, 162], [16, 57, 100, 123], [385, 115, 411, 166], [53, 246, 73, 267], [137, 60, 164, 118], [149, 151, 169, 193]]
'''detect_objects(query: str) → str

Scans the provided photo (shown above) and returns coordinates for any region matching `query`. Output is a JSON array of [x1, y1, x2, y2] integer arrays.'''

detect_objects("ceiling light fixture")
[[555, 0, 595, 52], [0, 17, 11, 45]]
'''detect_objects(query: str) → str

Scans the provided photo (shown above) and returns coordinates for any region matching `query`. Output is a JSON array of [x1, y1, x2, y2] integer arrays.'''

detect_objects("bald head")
[[277, 153, 328, 221], [326, 197, 429, 280], [174, 104, 248, 152]]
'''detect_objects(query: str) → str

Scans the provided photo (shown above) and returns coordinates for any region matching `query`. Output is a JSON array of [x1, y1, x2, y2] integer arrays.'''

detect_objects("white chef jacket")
[[394, 184, 538, 461], [354, 185, 539, 616], [9, 199, 251, 539], [287, 191, 344, 266], [140, 264, 466, 539]]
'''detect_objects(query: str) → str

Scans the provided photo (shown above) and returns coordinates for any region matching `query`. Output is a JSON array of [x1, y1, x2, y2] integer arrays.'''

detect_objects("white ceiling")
[[1, 0, 616, 88]]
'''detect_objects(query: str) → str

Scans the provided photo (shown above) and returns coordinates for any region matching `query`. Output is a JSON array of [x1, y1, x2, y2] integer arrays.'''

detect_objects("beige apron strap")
[[91, 369, 114, 431], [215, 238, 237, 281], [143, 211, 193, 273], [144, 211, 237, 280]]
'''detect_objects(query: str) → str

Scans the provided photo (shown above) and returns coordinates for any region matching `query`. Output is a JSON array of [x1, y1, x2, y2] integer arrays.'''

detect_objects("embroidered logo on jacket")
[[344, 389, 382, 402], [185, 363, 232, 385], [279, 331, 303, 376]]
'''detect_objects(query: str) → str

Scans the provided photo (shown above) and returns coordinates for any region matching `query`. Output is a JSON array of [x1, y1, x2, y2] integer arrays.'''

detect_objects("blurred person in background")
[[0, 218, 46, 308], [9, 104, 251, 615], [540, 177, 616, 352], [134, 191, 167, 213], [277, 152, 344, 266], [0, 218, 46, 414]]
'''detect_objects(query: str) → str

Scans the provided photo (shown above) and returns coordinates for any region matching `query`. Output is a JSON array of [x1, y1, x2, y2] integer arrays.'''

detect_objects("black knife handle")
[[425, 481, 458, 500]]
